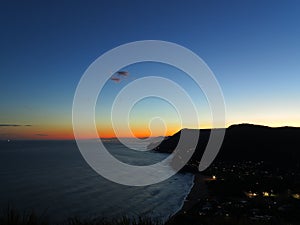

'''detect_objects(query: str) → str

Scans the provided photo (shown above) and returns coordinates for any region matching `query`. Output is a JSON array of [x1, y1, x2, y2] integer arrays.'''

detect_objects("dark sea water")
[[0, 140, 193, 223]]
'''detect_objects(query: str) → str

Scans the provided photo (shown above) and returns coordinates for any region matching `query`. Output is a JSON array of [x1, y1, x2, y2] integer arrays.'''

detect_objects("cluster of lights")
[[245, 192, 258, 198], [262, 192, 270, 197], [245, 191, 277, 198], [292, 194, 300, 200]]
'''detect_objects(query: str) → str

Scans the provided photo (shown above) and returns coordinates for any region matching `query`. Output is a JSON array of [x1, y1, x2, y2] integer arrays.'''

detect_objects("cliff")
[[149, 124, 300, 171]]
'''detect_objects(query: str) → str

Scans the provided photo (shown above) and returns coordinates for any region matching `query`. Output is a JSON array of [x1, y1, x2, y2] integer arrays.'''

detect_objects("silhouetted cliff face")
[[149, 124, 300, 168]]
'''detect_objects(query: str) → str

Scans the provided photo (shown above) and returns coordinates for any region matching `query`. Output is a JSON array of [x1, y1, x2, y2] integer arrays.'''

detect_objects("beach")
[[167, 173, 208, 224]]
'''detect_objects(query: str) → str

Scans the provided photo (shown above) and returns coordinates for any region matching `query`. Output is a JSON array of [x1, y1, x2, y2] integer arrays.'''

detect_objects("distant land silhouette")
[[149, 124, 300, 172]]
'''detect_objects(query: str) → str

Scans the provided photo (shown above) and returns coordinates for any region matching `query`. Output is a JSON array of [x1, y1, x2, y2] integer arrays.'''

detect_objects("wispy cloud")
[[110, 77, 121, 83], [0, 124, 32, 127], [117, 71, 129, 76], [110, 71, 130, 83]]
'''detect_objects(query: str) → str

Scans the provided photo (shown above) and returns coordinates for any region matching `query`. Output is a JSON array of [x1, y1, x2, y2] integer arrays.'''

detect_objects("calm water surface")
[[0, 140, 193, 222]]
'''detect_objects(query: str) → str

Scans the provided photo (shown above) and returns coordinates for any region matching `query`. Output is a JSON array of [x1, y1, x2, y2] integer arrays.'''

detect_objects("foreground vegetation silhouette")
[[2, 206, 300, 225]]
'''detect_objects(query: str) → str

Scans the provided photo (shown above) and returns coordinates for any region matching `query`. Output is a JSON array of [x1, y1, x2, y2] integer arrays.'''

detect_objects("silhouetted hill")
[[150, 124, 300, 170]]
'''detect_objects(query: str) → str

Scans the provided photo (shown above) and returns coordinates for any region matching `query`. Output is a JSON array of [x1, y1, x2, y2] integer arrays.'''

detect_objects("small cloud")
[[117, 71, 129, 76], [110, 77, 121, 83], [110, 71, 130, 83], [35, 134, 48, 137]]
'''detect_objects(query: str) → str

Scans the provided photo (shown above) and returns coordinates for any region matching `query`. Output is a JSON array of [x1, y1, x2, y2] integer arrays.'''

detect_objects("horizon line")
[[1, 122, 300, 141]]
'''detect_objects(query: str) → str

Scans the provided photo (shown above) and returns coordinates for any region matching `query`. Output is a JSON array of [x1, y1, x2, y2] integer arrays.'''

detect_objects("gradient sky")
[[1, 0, 300, 139]]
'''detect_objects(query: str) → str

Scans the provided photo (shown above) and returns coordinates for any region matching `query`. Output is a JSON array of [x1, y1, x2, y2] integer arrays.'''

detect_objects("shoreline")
[[168, 173, 208, 222]]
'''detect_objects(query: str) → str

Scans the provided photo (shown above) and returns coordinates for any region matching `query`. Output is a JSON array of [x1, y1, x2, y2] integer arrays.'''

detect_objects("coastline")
[[168, 173, 208, 223]]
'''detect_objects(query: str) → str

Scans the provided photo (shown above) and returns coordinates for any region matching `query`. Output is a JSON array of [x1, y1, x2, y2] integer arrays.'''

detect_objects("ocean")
[[0, 140, 194, 223]]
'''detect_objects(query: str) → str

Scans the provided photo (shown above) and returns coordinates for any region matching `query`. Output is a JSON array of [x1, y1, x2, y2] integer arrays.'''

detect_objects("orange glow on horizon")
[[2, 119, 300, 140]]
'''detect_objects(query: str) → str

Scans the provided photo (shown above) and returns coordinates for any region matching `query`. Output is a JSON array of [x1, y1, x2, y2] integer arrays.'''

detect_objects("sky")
[[0, 0, 300, 140]]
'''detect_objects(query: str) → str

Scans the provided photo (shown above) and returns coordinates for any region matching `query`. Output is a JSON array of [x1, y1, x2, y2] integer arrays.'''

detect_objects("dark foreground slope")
[[150, 124, 300, 170]]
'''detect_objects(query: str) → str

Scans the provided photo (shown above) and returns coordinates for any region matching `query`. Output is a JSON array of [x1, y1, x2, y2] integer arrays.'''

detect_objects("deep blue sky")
[[1, 0, 300, 139]]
